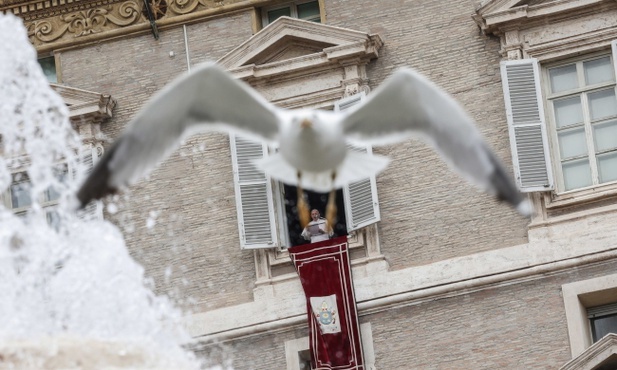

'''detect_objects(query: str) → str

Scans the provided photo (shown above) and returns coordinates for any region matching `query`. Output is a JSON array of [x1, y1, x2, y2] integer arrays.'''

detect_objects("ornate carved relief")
[[24, 1, 141, 46], [3, 0, 248, 51]]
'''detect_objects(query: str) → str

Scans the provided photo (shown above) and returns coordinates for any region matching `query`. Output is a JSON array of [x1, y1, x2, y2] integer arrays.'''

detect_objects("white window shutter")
[[335, 93, 381, 231], [75, 144, 104, 220], [230, 134, 277, 249], [500, 59, 554, 192]]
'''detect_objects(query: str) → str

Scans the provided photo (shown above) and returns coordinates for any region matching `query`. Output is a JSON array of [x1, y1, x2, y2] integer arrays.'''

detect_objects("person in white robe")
[[301, 209, 334, 243]]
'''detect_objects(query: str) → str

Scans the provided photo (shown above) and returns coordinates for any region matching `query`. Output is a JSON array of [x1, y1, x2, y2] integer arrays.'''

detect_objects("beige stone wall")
[[192, 259, 617, 369], [59, 10, 259, 311], [325, 0, 530, 269], [30, 0, 617, 368], [57, 0, 532, 305]]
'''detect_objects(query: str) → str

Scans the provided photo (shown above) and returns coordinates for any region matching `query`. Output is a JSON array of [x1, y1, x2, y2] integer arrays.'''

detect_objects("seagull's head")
[[290, 111, 321, 137], [300, 118, 312, 129]]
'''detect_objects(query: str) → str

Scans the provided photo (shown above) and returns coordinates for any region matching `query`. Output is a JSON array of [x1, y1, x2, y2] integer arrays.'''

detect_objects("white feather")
[[78, 63, 530, 216]]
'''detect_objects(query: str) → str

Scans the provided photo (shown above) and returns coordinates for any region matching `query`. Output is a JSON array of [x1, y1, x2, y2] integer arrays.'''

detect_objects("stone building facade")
[[4, 0, 617, 368]]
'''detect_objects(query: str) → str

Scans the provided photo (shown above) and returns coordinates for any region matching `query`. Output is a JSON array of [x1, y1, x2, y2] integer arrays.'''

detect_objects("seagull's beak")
[[300, 119, 312, 129]]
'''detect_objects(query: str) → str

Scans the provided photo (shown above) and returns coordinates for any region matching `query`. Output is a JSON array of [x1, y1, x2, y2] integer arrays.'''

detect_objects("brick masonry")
[[43, 0, 617, 368], [60, 10, 259, 312], [193, 259, 617, 369]]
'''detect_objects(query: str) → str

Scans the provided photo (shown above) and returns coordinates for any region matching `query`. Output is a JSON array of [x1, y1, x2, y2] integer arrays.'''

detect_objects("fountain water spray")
[[0, 13, 203, 369]]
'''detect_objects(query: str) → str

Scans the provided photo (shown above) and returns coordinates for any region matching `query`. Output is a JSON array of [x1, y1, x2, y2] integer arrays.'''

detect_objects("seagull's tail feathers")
[[254, 153, 334, 192], [254, 151, 389, 192], [333, 150, 390, 188], [253, 153, 299, 184]]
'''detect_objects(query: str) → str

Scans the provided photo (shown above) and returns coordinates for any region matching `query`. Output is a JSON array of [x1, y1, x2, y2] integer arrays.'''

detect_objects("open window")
[[219, 17, 383, 250], [230, 93, 380, 249]]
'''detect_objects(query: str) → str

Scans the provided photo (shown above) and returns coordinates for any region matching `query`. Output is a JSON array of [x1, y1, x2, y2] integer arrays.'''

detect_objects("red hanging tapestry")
[[289, 236, 364, 370]]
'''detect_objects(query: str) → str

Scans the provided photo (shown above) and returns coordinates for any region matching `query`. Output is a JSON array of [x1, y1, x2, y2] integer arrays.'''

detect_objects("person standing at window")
[[301, 209, 333, 243]]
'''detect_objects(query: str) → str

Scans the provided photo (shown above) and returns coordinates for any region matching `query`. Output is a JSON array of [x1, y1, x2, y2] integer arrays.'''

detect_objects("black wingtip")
[[76, 144, 119, 209], [488, 155, 532, 218]]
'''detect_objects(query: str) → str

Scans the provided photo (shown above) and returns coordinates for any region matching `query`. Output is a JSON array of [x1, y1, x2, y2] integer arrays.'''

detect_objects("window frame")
[[261, 0, 322, 26], [542, 51, 617, 194], [37, 54, 59, 84], [500, 40, 617, 210], [588, 302, 617, 343], [231, 94, 381, 250], [2, 163, 68, 229], [1, 145, 104, 225], [562, 273, 617, 357], [274, 181, 348, 248]]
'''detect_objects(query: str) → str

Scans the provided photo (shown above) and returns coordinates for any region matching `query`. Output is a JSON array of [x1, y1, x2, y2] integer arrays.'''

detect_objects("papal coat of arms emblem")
[[310, 294, 341, 334]]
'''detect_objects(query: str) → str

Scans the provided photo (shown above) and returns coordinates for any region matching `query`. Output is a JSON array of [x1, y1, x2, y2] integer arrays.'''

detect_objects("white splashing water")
[[0, 14, 202, 369]]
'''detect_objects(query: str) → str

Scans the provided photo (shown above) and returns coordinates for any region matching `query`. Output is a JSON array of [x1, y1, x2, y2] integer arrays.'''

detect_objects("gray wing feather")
[[341, 68, 529, 215], [77, 63, 281, 207], [108, 62, 281, 187]]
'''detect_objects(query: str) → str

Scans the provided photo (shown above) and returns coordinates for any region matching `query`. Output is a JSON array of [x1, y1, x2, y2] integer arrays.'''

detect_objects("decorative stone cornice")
[[473, 0, 612, 35], [1, 0, 274, 52], [473, 0, 617, 60], [25, 1, 142, 42]]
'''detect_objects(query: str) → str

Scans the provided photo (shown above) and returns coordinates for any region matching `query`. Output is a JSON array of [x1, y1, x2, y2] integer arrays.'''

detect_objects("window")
[[279, 185, 347, 247], [4, 166, 66, 229], [500, 40, 617, 196], [297, 349, 311, 370], [546, 55, 617, 191], [588, 303, 617, 343], [38, 56, 57, 83], [230, 94, 380, 249], [562, 274, 617, 357], [2, 145, 104, 226], [262, 1, 321, 26]]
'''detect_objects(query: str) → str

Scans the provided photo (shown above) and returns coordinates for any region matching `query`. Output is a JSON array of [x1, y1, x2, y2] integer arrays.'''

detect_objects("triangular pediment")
[[244, 36, 335, 65], [50, 84, 116, 125], [218, 16, 382, 71], [561, 333, 617, 370], [217, 17, 382, 109]]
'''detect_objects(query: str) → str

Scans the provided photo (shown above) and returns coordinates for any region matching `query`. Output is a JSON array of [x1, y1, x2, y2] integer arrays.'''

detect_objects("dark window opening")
[[297, 1, 320, 22], [590, 313, 617, 342], [283, 184, 347, 247], [588, 303, 617, 342], [267, 7, 291, 23], [38, 56, 57, 83], [298, 349, 312, 369]]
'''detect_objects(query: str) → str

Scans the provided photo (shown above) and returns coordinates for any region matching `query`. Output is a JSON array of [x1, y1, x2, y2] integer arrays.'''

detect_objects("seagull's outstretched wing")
[[341, 68, 531, 216], [76, 62, 280, 208]]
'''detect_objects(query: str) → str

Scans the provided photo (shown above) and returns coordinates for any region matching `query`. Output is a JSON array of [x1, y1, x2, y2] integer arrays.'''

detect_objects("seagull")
[[76, 62, 531, 226]]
